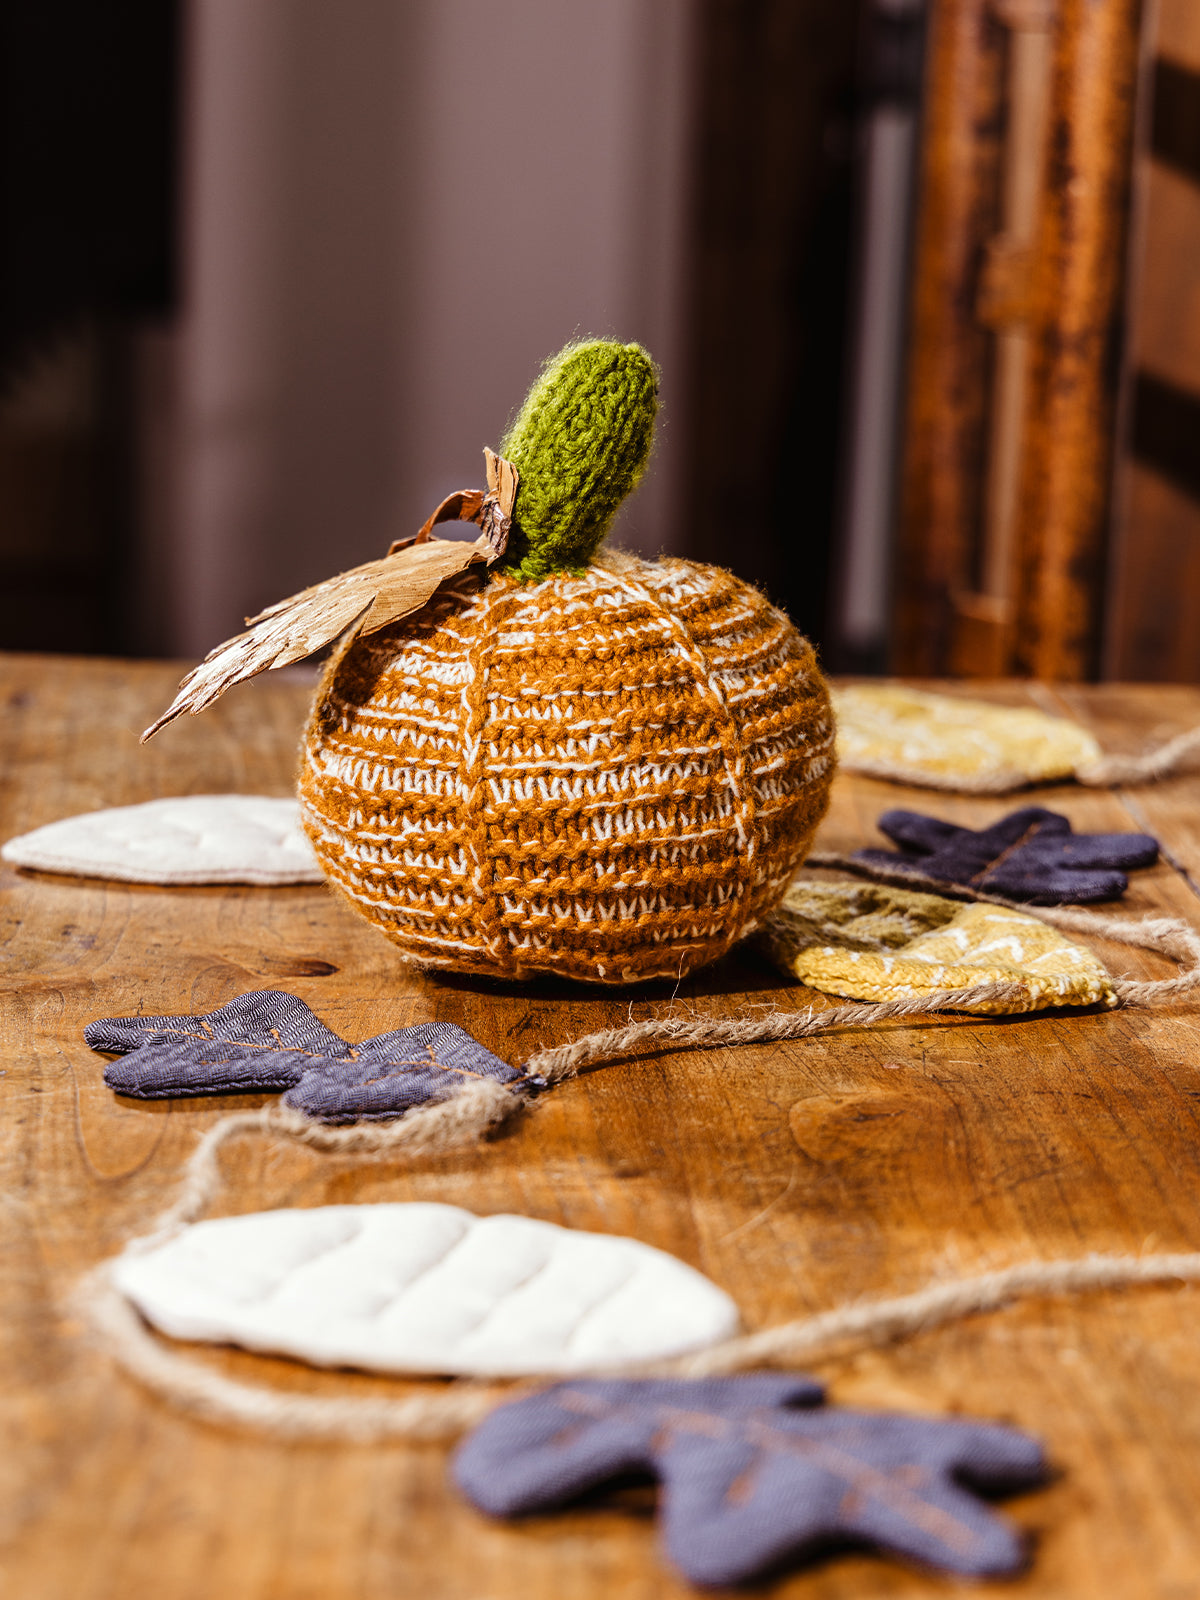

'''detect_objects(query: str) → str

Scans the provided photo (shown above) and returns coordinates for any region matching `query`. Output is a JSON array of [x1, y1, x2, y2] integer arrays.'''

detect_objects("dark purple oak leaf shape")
[[102, 1038, 332, 1100], [856, 806, 1158, 903], [86, 990, 352, 1099], [453, 1376, 1047, 1587], [282, 1021, 529, 1123], [85, 989, 528, 1117], [85, 989, 350, 1058]]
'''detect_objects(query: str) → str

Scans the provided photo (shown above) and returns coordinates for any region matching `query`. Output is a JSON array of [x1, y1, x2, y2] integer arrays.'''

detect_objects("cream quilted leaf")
[[112, 1205, 740, 1376], [1, 795, 322, 885]]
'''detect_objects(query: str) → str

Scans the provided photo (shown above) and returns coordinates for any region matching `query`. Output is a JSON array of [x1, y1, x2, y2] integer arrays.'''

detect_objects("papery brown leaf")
[[140, 537, 488, 740], [141, 450, 518, 742]]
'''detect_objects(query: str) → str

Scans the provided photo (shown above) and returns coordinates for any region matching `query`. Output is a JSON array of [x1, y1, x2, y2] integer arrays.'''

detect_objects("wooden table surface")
[[4, 656, 1200, 1599]]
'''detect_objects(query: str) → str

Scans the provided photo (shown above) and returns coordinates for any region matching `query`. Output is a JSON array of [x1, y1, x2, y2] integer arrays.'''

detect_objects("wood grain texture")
[[5, 657, 1200, 1597], [895, 0, 1147, 681], [1158, 0, 1200, 69], [1129, 160, 1200, 398], [893, 0, 1005, 675], [1104, 38, 1200, 682], [1010, 0, 1145, 679], [1108, 463, 1200, 682]]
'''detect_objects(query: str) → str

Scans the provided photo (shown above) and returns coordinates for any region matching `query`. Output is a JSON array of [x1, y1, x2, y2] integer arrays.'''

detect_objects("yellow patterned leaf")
[[765, 877, 1116, 1014], [832, 685, 1102, 793]]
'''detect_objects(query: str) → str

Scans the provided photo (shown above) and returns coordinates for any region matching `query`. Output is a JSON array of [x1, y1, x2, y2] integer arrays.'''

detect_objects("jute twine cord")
[[78, 1246, 1200, 1445], [523, 980, 1028, 1085], [78, 1272, 504, 1443], [140, 1081, 519, 1246], [1077, 722, 1200, 787], [79, 872, 1200, 1443]]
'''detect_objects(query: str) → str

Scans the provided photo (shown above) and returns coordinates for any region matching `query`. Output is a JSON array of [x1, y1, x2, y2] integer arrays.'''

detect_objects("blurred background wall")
[[0, 0, 867, 664], [0, 3, 178, 653], [165, 0, 695, 654], [1, 0, 1197, 679]]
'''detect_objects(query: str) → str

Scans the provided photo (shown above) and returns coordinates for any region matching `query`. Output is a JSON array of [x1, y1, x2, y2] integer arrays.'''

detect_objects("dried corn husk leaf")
[[142, 451, 518, 741]]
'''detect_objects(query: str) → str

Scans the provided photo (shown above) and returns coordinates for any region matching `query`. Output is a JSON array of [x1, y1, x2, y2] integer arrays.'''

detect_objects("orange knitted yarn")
[[298, 549, 835, 984]]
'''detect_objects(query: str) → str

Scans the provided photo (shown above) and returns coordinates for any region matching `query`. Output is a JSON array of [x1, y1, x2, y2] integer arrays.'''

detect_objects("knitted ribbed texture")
[[299, 550, 835, 984], [499, 340, 658, 581]]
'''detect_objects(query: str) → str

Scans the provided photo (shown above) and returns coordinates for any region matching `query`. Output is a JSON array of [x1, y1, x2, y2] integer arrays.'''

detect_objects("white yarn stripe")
[[300, 554, 835, 976]]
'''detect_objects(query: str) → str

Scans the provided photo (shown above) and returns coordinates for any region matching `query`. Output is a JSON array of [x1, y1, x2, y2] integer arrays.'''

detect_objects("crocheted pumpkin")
[[296, 340, 835, 983]]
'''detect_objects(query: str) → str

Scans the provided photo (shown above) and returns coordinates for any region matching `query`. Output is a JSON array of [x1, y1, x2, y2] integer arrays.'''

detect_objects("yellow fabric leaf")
[[765, 877, 1116, 1015], [832, 685, 1102, 793]]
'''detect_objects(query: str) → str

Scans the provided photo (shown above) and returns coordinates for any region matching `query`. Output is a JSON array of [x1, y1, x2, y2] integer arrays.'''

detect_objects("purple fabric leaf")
[[453, 1377, 1047, 1586], [84, 989, 351, 1059], [87, 989, 352, 1101], [856, 806, 1158, 903], [85, 989, 527, 1119], [282, 1021, 528, 1123], [103, 1037, 319, 1099]]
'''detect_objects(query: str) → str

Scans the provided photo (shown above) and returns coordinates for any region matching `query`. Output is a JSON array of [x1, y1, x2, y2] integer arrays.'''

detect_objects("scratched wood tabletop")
[[4, 655, 1200, 1599]]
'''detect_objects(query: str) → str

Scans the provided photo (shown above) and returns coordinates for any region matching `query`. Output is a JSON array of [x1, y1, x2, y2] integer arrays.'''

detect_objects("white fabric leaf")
[[112, 1204, 740, 1376], [1, 795, 322, 886]]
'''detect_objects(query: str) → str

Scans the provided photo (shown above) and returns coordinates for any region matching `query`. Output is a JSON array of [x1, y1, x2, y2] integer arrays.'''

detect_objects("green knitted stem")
[[498, 339, 659, 581]]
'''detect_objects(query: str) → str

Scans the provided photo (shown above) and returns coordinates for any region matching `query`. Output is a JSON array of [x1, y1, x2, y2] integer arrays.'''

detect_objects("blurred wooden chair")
[[892, 0, 1160, 680]]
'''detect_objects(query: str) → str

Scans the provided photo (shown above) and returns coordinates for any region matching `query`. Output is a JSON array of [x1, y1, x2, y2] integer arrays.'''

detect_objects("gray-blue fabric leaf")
[[87, 990, 352, 1100], [857, 806, 1158, 903], [86, 989, 527, 1119], [103, 1037, 324, 1100], [453, 1376, 1047, 1587], [282, 1021, 527, 1123], [85, 989, 350, 1060]]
